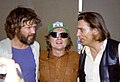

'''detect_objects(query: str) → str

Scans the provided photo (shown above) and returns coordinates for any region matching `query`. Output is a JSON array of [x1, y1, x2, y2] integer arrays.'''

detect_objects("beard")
[[16, 32, 36, 45]]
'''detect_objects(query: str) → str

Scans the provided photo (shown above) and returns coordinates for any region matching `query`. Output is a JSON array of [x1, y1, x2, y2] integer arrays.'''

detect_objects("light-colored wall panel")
[[83, 0, 120, 41]]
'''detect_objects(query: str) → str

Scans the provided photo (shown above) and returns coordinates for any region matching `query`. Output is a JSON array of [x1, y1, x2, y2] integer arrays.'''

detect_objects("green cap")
[[48, 21, 69, 33]]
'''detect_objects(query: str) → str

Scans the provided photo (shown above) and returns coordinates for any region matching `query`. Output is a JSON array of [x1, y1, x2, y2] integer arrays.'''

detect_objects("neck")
[[89, 41, 103, 60], [51, 49, 66, 57], [11, 38, 29, 49]]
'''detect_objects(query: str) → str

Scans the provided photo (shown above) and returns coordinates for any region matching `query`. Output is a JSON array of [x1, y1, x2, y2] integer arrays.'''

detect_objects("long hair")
[[78, 12, 110, 42], [5, 6, 41, 40]]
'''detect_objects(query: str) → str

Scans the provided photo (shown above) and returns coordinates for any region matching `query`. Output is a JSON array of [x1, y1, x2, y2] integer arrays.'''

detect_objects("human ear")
[[93, 28, 99, 35]]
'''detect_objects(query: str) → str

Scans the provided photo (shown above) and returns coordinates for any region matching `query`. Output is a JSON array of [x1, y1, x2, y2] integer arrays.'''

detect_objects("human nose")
[[57, 33, 62, 39], [76, 29, 81, 37], [30, 27, 36, 34]]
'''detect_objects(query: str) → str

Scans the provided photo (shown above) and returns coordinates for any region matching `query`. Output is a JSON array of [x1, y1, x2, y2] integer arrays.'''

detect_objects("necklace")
[[47, 51, 69, 82]]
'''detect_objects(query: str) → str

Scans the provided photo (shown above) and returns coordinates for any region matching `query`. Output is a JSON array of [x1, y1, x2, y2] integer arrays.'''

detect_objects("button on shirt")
[[39, 50, 80, 82], [84, 39, 120, 82], [84, 39, 107, 82]]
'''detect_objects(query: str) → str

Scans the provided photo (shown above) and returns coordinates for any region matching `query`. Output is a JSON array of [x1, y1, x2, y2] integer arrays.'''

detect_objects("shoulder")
[[40, 50, 48, 59], [0, 38, 11, 44], [68, 50, 80, 58], [0, 38, 11, 49], [107, 38, 120, 44], [33, 41, 40, 46], [67, 50, 80, 63], [107, 38, 120, 50], [31, 41, 40, 50], [41, 50, 48, 54], [69, 50, 79, 54], [0, 38, 12, 57]]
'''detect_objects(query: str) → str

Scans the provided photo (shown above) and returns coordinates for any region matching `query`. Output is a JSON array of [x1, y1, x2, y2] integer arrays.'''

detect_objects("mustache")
[[28, 34, 36, 37]]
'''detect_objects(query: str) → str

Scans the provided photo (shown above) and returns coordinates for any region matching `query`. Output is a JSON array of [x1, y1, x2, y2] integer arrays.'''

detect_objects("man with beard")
[[0, 6, 41, 82]]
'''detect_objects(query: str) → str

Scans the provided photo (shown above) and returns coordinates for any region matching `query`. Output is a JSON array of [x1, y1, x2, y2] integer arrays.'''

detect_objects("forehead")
[[78, 20, 87, 26], [21, 18, 37, 26], [52, 28, 66, 32], [77, 20, 90, 29]]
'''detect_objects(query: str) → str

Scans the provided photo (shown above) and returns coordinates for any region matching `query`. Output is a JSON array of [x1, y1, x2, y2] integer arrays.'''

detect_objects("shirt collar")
[[82, 39, 107, 54]]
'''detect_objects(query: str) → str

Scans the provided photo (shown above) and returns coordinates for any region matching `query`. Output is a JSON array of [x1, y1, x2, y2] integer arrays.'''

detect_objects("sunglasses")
[[50, 32, 68, 38]]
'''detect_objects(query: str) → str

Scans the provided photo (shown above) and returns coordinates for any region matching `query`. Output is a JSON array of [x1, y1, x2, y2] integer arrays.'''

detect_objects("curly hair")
[[5, 6, 41, 40]]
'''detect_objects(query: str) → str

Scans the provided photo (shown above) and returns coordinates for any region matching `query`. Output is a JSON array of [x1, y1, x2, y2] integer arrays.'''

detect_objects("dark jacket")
[[79, 38, 120, 82]]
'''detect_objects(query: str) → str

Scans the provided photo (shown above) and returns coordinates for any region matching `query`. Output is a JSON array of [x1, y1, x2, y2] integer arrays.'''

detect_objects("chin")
[[27, 40, 34, 45]]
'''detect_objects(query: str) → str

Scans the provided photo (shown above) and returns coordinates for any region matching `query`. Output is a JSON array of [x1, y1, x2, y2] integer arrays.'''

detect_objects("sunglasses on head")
[[50, 32, 68, 38]]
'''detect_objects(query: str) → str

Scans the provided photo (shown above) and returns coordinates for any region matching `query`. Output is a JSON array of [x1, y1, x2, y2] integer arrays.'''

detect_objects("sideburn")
[[92, 33, 100, 41]]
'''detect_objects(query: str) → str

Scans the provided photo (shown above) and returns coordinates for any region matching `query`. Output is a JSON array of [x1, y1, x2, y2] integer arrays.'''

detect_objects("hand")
[[0, 57, 24, 82]]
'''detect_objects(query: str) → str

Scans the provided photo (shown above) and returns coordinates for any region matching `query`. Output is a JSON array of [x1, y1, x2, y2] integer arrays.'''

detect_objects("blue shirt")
[[12, 47, 36, 82]]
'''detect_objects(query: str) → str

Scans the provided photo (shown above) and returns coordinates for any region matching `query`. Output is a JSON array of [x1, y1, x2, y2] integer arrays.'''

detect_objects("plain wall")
[[0, 0, 120, 51], [82, 0, 120, 41], [0, 0, 78, 51]]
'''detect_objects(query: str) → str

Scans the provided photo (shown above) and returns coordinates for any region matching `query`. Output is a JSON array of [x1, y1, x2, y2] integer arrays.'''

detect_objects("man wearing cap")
[[39, 21, 80, 82]]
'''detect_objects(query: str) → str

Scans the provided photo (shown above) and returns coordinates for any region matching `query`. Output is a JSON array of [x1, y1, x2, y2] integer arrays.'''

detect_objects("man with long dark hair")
[[77, 12, 120, 82]]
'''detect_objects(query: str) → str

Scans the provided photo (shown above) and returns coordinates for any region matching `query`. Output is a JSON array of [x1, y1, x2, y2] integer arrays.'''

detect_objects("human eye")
[[81, 29, 84, 33], [78, 28, 84, 33]]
